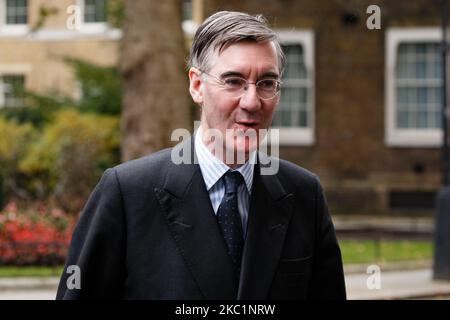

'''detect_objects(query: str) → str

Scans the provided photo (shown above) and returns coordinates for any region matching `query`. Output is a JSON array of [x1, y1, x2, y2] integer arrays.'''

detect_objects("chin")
[[224, 135, 259, 165], [238, 136, 259, 151]]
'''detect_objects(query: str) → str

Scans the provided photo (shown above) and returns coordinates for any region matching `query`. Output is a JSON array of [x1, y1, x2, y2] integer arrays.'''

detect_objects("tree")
[[120, 0, 191, 161]]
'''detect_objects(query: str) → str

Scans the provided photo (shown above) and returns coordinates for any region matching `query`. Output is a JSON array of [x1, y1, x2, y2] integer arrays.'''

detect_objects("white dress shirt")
[[194, 126, 256, 239]]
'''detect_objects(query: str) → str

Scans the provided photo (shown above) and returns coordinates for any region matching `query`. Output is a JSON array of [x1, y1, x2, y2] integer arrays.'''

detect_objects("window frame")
[[274, 30, 315, 146], [0, 74, 25, 107], [385, 27, 443, 148], [0, 0, 29, 37], [77, 0, 109, 33], [0, 65, 29, 108]]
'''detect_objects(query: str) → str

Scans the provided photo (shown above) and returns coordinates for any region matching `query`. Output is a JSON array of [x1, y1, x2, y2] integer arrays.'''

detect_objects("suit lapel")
[[154, 137, 238, 299], [238, 154, 294, 299]]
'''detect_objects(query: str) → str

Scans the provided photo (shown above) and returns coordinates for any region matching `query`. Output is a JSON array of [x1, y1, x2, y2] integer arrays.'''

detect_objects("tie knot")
[[223, 171, 244, 194]]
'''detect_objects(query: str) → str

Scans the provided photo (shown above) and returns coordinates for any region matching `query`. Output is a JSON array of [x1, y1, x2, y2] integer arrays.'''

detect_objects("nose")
[[239, 83, 261, 112]]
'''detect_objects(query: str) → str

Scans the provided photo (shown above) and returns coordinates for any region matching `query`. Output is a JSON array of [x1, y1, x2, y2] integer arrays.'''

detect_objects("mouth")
[[235, 121, 260, 130]]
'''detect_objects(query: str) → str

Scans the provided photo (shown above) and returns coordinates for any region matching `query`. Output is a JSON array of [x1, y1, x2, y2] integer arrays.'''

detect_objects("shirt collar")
[[195, 125, 255, 192]]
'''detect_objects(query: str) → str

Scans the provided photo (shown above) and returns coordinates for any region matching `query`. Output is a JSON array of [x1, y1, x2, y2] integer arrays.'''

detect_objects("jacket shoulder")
[[112, 148, 173, 188], [275, 158, 321, 194], [278, 158, 319, 182]]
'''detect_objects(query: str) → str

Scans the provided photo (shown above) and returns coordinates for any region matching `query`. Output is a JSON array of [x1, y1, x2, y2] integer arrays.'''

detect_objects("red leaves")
[[0, 202, 75, 265]]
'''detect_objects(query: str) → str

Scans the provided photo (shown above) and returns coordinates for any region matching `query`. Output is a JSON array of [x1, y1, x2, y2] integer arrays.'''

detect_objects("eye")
[[223, 77, 246, 88], [257, 79, 278, 91]]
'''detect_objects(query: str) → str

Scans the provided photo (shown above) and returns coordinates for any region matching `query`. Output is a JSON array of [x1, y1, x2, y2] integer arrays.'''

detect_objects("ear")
[[188, 67, 204, 105]]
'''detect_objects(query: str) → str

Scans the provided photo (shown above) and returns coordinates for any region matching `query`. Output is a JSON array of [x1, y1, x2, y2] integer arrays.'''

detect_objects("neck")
[[198, 126, 251, 169], [202, 135, 249, 169]]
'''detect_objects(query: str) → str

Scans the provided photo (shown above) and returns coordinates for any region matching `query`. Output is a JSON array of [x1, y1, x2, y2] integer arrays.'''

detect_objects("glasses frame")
[[199, 70, 282, 100]]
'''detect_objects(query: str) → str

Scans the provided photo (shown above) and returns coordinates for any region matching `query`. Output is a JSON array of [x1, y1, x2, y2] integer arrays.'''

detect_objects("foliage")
[[0, 57, 121, 130], [65, 57, 122, 115], [19, 109, 120, 212], [339, 239, 433, 264], [0, 118, 37, 205], [0, 55, 121, 210], [0, 202, 74, 266], [0, 91, 70, 129], [0, 265, 63, 277], [0, 118, 35, 171], [30, 5, 59, 32], [107, 0, 125, 29]]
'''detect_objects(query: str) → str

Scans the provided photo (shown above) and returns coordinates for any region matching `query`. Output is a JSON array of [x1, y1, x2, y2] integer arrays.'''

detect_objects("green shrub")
[[65, 58, 122, 115], [0, 57, 121, 131], [19, 109, 120, 213], [0, 91, 70, 129], [0, 118, 37, 207]]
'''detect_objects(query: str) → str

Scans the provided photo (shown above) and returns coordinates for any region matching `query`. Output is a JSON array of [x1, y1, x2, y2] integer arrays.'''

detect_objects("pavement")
[[0, 265, 450, 299], [0, 277, 58, 300], [345, 266, 450, 299], [333, 214, 434, 239]]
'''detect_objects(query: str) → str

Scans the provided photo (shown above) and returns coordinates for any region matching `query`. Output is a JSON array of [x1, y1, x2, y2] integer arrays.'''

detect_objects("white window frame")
[[385, 28, 443, 147], [274, 30, 315, 146], [77, 0, 108, 34], [0, 0, 121, 40], [0, 64, 30, 108], [0, 0, 29, 37], [181, 0, 198, 38]]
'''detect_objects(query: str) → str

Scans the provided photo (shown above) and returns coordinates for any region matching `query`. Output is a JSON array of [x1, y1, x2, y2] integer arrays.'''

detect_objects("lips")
[[235, 121, 259, 129]]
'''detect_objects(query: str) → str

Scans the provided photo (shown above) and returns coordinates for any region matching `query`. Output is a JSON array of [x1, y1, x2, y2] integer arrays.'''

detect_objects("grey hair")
[[188, 11, 286, 75]]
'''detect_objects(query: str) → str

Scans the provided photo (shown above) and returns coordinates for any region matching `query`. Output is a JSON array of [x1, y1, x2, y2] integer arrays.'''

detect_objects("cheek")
[[263, 101, 278, 119], [208, 98, 238, 121]]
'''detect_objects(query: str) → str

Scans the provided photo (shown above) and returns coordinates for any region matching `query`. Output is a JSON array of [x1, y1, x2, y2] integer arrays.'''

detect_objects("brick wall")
[[203, 0, 445, 214]]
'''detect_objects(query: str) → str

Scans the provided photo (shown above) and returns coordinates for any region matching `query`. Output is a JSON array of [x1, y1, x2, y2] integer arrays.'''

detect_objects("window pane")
[[6, 0, 28, 25], [272, 44, 310, 128], [1, 75, 25, 107], [299, 110, 307, 127], [395, 43, 442, 129], [429, 111, 442, 128], [416, 60, 426, 79], [282, 45, 306, 79], [430, 87, 442, 104], [397, 111, 409, 128], [397, 87, 408, 105], [84, 0, 107, 23], [182, 0, 192, 21], [417, 111, 428, 128]]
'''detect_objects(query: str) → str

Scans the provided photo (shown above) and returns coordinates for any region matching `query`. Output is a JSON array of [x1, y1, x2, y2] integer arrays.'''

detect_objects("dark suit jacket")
[[56, 137, 346, 300]]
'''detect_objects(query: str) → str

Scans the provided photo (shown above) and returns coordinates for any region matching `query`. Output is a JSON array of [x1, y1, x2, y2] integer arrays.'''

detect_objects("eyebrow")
[[219, 71, 280, 79]]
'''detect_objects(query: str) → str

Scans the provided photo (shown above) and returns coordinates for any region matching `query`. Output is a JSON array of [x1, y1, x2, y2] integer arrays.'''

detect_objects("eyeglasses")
[[200, 71, 282, 100]]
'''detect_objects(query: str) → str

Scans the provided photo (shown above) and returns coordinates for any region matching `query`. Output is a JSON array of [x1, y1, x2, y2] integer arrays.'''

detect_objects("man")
[[57, 11, 346, 300]]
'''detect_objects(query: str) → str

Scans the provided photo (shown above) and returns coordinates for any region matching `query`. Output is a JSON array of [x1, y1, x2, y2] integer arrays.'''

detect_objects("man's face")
[[189, 41, 280, 159]]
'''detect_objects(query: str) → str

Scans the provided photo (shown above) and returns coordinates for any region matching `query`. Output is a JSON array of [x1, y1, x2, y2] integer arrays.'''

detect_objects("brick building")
[[0, 0, 446, 214], [202, 0, 446, 215]]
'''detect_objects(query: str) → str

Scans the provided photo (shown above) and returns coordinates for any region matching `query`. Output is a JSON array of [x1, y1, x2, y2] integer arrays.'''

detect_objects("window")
[[73, 0, 111, 34], [182, 0, 192, 22], [273, 44, 309, 128], [84, 0, 107, 23], [273, 31, 314, 145], [5, 0, 27, 25], [0, 74, 25, 108], [182, 0, 197, 37], [396, 43, 442, 129], [386, 28, 443, 147], [0, 0, 28, 36]]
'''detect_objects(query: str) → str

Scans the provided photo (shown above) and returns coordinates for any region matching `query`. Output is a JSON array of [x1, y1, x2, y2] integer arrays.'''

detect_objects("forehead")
[[208, 41, 279, 75]]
